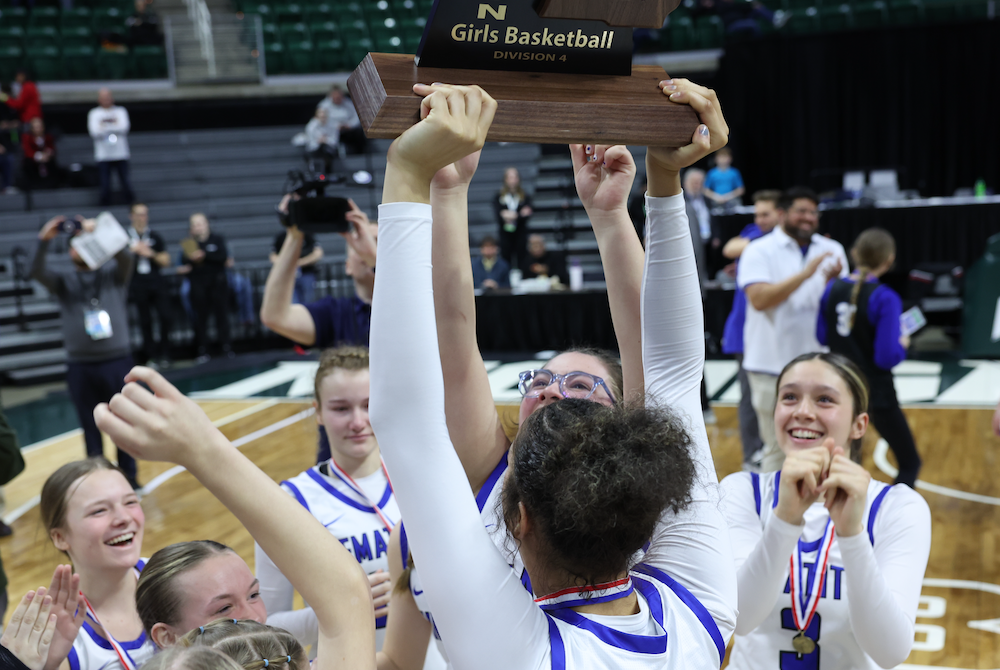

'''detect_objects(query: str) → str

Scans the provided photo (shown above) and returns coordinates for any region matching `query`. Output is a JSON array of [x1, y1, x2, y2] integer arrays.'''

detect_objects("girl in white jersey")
[[367, 81, 737, 669], [254, 346, 400, 652], [37, 458, 156, 670], [94, 364, 377, 670], [721, 351, 931, 670]]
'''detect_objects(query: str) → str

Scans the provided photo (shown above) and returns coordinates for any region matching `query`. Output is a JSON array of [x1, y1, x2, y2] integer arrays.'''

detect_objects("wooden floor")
[[2, 401, 998, 669]]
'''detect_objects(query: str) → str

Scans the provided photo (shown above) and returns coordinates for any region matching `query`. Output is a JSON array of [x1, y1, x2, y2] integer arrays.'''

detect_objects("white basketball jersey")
[[282, 462, 399, 630], [727, 471, 897, 670], [404, 453, 529, 668], [544, 565, 726, 670], [67, 561, 157, 670]]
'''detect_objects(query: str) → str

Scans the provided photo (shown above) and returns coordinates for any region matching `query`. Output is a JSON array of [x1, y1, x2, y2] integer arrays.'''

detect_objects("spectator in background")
[[703, 147, 745, 213], [720, 189, 781, 469], [317, 85, 365, 155], [0, 70, 41, 125], [495, 166, 533, 267], [180, 213, 232, 362], [31, 215, 140, 488], [127, 0, 163, 45], [127, 203, 172, 368], [0, 86, 18, 195], [520, 233, 567, 285], [304, 107, 339, 174], [88, 88, 135, 206], [262, 195, 374, 349], [683, 168, 712, 283], [221, 244, 254, 327], [818, 228, 922, 487], [21, 117, 59, 189], [270, 228, 323, 304], [737, 186, 849, 472], [471, 236, 509, 291]]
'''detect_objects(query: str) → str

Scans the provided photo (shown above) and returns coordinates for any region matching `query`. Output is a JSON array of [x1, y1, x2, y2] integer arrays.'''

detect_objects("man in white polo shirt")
[[737, 186, 848, 471]]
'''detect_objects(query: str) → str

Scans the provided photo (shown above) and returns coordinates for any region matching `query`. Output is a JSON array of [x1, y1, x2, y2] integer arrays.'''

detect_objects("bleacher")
[[0, 3, 168, 81], [0, 124, 627, 384]]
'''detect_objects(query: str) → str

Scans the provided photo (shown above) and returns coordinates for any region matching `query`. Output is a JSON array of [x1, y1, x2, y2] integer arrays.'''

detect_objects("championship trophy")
[[347, 0, 699, 146]]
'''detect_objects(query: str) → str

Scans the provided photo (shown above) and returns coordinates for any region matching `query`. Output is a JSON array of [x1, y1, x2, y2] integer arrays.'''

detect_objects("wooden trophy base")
[[348, 53, 699, 147]]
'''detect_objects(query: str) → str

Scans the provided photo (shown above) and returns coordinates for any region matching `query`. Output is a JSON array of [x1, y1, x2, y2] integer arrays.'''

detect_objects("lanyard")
[[789, 517, 836, 639], [82, 597, 138, 670], [327, 458, 395, 534], [80, 270, 103, 308], [534, 577, 634, 611]]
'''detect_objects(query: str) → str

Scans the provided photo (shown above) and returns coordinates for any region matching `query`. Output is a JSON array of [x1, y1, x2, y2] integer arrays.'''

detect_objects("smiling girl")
[[255, 346, 399, 653], [39, 458, 156, 670], [721, 352, 931, 670]]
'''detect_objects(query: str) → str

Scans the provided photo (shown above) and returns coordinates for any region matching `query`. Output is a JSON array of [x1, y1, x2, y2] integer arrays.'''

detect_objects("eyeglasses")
[[517, 369, 615, 404]]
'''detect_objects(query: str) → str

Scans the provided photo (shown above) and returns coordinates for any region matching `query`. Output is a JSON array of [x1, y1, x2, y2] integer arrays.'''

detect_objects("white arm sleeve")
[[640, 193, 738, 644], [719, 474, 803, 635], [840, 486, 931, 668], [368, 203, 549, 670]]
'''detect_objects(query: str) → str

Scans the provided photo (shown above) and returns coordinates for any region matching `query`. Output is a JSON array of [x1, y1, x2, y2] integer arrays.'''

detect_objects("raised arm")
[[113, 245, 134, 286], [376, 524, 431, 670], [429, 151, 509, 492], [260, 201, 317, 345], [639, 80, 737, 650], [370, 84, 548, 670], [569, 144, 644, 400], [31, 218, 67, 295], [94, 368, 375, 670]]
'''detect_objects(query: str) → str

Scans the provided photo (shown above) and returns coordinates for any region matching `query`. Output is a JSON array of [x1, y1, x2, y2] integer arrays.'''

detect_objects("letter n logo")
[[477, 3, 506, 20]]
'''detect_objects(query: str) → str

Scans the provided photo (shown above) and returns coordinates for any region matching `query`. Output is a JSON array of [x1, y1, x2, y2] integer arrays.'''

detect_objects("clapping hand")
[[368, 570, 392, 617], [1, 589, 57, 670], [42, 565, 85, 670]]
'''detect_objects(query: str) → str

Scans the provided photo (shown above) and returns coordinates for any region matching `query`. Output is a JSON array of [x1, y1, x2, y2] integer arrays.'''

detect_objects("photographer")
[[261, 194, 374, 349], [30, 215, 139, 488]]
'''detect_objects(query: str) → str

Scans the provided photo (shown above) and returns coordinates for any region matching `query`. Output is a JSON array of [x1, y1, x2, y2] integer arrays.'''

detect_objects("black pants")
[[189, 272, 230, 354], [65, 355, 137, 481], [130, 277, 173, 360], [498, 222, 528, 268], [98, 160, 135, 206], [868, 379, 922, 487]]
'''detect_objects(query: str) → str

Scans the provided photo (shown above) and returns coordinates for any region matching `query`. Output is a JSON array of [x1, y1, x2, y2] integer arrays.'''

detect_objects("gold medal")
[[792, 632, 816, 655]]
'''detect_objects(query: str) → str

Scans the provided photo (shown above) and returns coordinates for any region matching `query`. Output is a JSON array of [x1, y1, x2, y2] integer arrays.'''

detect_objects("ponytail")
[[846, 228, 897, 333]]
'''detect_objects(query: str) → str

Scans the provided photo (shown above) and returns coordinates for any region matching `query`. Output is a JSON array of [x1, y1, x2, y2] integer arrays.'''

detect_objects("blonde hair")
[[313, 346, 370, 402], [136, 541, 236, 636], [180, 619, 306, 670], [847, 228, 896, 332], [141, 646, 244, 670]]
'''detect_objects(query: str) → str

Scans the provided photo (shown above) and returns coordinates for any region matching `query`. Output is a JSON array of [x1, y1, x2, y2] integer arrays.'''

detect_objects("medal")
[[792, 631, 816, 655], [788, 517, 836, 654]]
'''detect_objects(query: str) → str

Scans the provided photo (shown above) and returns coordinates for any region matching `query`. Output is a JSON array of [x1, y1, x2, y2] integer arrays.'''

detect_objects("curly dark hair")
[[502, 397, 696, 586]]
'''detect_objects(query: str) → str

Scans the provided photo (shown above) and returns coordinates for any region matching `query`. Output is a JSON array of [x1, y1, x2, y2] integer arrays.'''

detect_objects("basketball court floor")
[[2, 356, 998, 668]]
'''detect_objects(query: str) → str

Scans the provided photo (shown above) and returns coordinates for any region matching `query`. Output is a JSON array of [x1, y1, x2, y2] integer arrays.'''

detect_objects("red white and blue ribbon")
[[534, 577, 634, 611], [328, 457, 396, 534], [789, 517, 836, 634], [83, 597, 138, 670]]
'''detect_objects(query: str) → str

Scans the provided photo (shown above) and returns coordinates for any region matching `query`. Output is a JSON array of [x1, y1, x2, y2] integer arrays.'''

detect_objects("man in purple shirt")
[[720, 189, 781, 467]]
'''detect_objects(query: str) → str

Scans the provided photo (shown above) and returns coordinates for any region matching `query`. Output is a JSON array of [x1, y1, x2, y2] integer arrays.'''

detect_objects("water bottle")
[[569, 257, 583, 292], [974, 179, 987, 197], [509, 268, 522, 290]]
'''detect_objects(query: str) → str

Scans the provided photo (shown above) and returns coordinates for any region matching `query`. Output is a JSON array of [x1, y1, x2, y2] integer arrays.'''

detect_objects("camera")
[[281, 169, 369, 234], [60, 217, 83, 235]]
